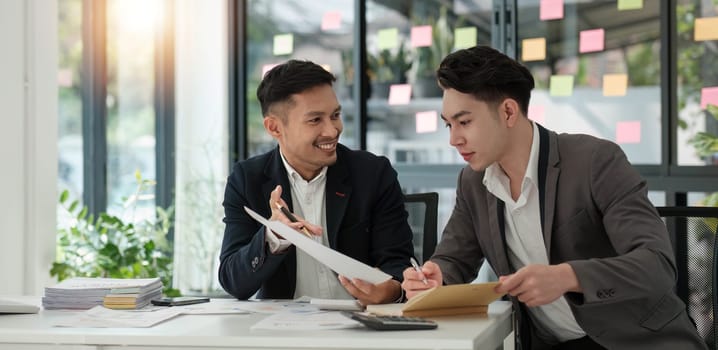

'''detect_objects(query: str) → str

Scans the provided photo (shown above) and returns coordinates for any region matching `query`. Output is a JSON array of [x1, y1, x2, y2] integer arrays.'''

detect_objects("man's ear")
[[501, 99, 521, 127], [263, 115, 282, 138]]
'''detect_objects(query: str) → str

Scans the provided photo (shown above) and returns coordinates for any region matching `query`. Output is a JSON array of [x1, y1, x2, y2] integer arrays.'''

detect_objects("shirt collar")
[[483, 122, 540, 200], [279, 150, 328, 185]]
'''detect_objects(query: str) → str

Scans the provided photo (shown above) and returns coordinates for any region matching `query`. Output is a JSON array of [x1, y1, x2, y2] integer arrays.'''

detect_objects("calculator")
[[342, 311, 438, 331]]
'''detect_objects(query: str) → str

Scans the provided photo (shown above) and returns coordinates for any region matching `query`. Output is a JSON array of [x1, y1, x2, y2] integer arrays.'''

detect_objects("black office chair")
[[404, 192, 439, 263], [656, 206, 718, 350]]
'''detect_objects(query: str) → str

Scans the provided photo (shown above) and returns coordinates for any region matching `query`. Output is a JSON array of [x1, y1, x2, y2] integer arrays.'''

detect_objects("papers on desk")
[[53, 305, 182, 328], [244, 206, 392, 284], [310, 298, 363, 311], [43, 277, 163, 310], [250, 309, 361, 331]]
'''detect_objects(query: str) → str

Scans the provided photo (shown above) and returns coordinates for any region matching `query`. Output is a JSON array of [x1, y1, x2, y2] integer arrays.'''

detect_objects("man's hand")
[[268, 185, 322, 237], [401, 260, 442, 299], [494, 263, 581, 307], [338, 276, 402, 305]]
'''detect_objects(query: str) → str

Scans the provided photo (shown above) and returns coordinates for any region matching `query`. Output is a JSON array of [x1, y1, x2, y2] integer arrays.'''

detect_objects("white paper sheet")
[[244, 206, 392, 284], [53, 306, 182, 328], [250, 309, 361, 330]]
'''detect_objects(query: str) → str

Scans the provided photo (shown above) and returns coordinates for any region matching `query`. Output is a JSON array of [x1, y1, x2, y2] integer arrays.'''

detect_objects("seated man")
[[219, 59, 414, 305], [402, 46, 707, 350]]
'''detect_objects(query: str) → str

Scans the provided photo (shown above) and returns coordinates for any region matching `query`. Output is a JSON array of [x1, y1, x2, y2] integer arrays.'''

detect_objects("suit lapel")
[[537, 124, 560, 260], [262, 147, 293, 212], [325, 148, 351, 249], [487, 194, 512, 275]]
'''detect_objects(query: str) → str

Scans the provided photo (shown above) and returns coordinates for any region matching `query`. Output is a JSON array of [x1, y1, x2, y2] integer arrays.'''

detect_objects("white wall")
[[0, 0, 58, 295]]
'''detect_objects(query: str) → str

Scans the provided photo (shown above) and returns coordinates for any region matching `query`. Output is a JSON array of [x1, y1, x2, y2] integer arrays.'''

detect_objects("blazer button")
[[596, 290, 605, 299], [252, 256, 259, 269]]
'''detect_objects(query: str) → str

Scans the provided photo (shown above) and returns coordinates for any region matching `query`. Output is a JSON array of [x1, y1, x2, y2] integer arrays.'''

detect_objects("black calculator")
[[342, 311, 438, 331]]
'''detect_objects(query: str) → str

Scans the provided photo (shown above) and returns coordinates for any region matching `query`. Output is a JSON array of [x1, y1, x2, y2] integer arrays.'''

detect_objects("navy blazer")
[[218, 144, 414, 300]]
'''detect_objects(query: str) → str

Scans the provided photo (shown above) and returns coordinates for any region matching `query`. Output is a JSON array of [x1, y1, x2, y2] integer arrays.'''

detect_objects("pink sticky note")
[[57, 69, 73, 87], [528, 105, 546, 125], [261, 64, 279, 78], [321, 11, 342, 31], [540, 0, 564, 21], [415, 111, 438, 133], [700, 86, 718, 109], [616, 121, 641, 144], [388, 84, 412, 105], [411, 25, 433, 48], [579, 28, 605, 53]]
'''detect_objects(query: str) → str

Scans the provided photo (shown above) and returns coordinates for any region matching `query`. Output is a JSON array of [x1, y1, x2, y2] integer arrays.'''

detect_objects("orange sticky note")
[[700, 86, 718, 109], [388, 84, 412, 105], [411, 25, 433, 48], [528, 105, 546, 124], [694, 17, 718, 41], [522, 37, 546, 61], [616, 121, 641, 144], [321, 11, 342, 31], [579, 29, 605, 53], [603, 74, 628, 96], [378, 28, 399, 50], [261, 63, 279, 78], [415, 111, 438, 133], [273, 34, 293, 56], [540, 0, 563, 21]]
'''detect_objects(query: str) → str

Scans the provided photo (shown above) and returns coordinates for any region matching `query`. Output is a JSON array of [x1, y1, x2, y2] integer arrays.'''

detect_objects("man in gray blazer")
[[402, 45, 707, 350]]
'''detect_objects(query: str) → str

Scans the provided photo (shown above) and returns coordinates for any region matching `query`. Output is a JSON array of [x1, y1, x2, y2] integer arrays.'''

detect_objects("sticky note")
[[273, 34, 293, 56], [388, 84, 412, 105], [377, 28, 398, 50], [540, 0, 564, 21], [694, 17, 718, 41], [57, 69, 73, 87], [454, 27, 477, 49], [522, 37, 546, 61], [616, 121, 641, 144], [415, 111, 438, 133], [527, 105, 546, 124], [411, 25, 433, 48], [618, 0, 643, 10], [261, 64, 279, 78], [700, 86, 718, 109], [321, 11, 342, 31], [579, 29, 605, 53], [603, 74, 628, 96], [549, 75, 574, 96]]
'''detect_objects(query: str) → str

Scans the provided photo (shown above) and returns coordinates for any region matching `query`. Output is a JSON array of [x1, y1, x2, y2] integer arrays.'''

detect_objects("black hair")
[[257, 59, 337, 117], [437, 45, 535, 115]]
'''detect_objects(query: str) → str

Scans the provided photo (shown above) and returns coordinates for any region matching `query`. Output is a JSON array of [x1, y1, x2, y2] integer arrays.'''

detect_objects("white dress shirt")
[[483, 122, 585, 343]]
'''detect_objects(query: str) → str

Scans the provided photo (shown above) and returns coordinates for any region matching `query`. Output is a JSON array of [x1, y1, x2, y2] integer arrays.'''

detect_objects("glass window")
[[517, 0, 661, 165], [676, 1, 718, 166], [246, 1, 357, 156], [57, 0, 83, 227], [105, 0, 162, 220], [366, 1, 493, 164]]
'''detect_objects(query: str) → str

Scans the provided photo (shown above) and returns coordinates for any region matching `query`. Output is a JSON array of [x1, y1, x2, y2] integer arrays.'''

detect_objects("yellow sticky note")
[[618, 0, 643, 11], [603, 74, 628, 96], [377, 28, 398, 50], [694, 17, 718, 41], [522, 38, 546, 61], [273, 34, 294, 56], [454, 27, 477, 49], [550, 75, 574, 96]]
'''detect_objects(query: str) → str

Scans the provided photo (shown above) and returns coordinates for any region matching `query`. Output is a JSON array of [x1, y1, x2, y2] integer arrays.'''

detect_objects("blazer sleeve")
[[565, 142, 676, 306], [218, 162, 289, 300]]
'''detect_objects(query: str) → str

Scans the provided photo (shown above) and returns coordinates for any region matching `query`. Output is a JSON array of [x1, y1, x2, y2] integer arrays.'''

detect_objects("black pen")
[[275, 202, 313, 238]]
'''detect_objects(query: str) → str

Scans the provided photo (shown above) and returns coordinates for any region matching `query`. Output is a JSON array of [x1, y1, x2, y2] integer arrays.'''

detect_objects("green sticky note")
[[454, 27, 477, 49], [377, 28, 398, 50], [550, 75, 574, 96], [618, 0, 643, 10], [273, 34, 294, 56]]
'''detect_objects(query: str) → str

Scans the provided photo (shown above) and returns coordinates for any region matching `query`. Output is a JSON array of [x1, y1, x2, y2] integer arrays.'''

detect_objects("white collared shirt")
[[267, 152, 351, 300], [483, 123, 585, 343]]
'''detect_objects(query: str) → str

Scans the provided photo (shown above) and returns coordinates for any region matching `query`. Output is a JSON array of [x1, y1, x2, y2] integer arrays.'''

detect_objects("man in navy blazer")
[[219, 60, 414, 304]]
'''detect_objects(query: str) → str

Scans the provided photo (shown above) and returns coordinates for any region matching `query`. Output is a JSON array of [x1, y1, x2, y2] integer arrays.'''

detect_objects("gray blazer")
[[432, 125, 707, 350]]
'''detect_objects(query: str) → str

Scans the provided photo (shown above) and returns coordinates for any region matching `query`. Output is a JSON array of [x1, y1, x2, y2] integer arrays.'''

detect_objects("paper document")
[[251, 309, 361, 330], [244, 206, 392, 284], [53, 305, 182, 328], [310, 298, 363, 311]]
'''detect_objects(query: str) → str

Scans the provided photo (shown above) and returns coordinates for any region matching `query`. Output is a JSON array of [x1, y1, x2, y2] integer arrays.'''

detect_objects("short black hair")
[[437, 45, 535, 115], [257, 59, 337, 117]]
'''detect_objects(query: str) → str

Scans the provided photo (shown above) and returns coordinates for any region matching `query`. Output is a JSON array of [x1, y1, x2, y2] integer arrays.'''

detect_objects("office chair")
[[404, 192, 439, 263], [656, 206, 718, 350]]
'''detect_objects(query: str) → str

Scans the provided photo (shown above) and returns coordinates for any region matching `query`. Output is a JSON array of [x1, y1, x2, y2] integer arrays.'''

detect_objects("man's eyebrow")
[[440, 110, 472, 121], [304, 106, 342, 117]]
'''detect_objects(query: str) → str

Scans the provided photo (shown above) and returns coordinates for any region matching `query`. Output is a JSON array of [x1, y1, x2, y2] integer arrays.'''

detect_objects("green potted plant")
[[52, 171, 179, 297], [367, 42, 412, 99]]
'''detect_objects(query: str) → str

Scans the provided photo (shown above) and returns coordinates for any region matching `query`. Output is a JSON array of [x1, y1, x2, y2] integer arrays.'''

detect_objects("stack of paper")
[[42, 277, 163, 310]]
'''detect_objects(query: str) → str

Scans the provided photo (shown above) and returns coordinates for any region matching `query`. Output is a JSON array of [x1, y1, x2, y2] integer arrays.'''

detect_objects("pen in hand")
[[410, 257, 429, 285], [275, 202, 313, 238]]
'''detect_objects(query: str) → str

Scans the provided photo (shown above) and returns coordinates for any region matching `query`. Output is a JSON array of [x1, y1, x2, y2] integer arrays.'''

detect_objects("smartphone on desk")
[[151, 297, 210, 306]]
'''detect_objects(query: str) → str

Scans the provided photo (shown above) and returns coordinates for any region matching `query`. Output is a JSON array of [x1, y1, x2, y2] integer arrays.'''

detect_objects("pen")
[[410, 257, 429, 285], [275, 202, 313, 238]]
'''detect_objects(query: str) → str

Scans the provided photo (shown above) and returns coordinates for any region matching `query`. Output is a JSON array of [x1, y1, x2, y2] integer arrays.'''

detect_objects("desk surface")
[[0, 297, 512, 350]]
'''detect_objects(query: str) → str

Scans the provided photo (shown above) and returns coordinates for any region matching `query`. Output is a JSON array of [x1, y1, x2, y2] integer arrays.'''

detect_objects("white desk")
[[0, 298, 513, 350]]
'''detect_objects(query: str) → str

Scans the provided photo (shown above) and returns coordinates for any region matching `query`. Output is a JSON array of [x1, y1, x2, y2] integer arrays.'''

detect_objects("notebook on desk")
[[0, 298, 40, 314]]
